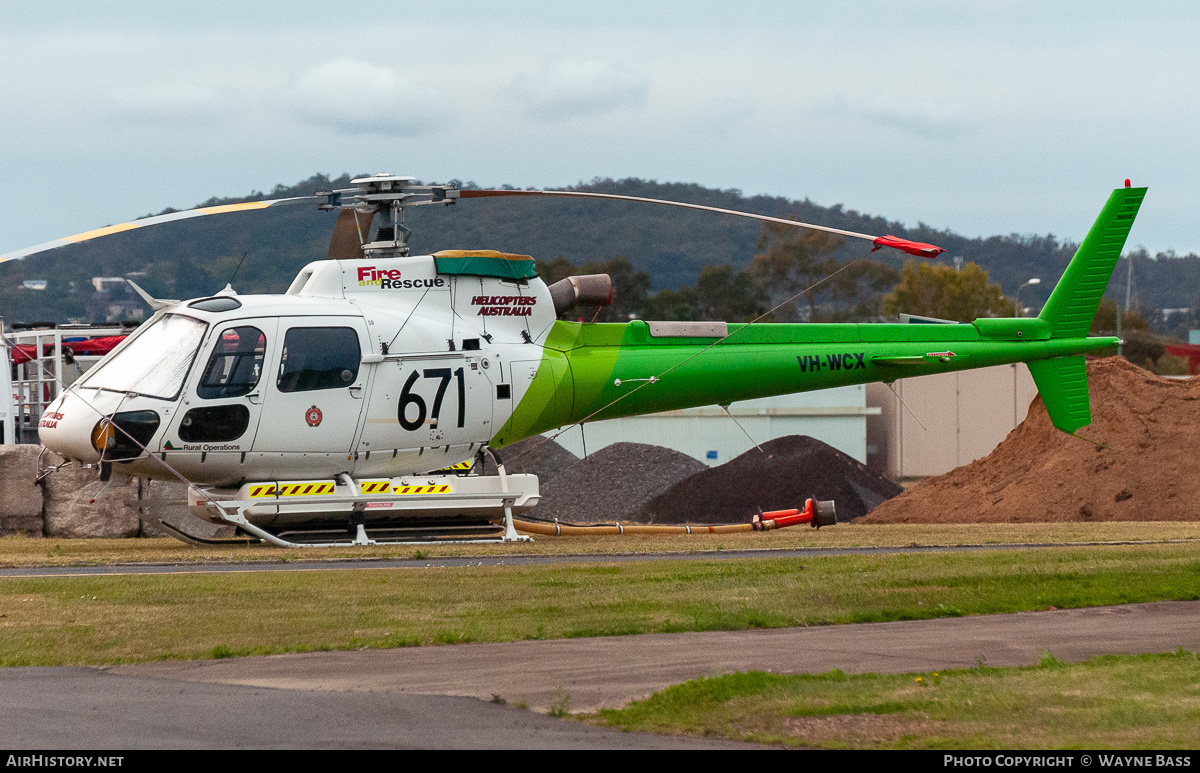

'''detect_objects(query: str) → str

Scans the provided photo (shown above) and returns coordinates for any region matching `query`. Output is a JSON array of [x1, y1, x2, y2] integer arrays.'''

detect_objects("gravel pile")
[[637, 435, 903, 524], [534, 442, 708, 523], [482, 436, 578, 488]]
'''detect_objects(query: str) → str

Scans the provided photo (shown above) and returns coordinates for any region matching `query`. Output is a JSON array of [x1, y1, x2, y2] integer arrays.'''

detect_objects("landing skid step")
[[210, 512, 525, 548], [272, 524, 505, 546], [157, 519, 262, 546]]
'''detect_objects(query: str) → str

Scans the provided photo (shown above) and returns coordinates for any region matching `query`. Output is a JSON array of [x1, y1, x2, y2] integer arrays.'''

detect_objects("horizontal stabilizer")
[[125, 280, 179, 311]]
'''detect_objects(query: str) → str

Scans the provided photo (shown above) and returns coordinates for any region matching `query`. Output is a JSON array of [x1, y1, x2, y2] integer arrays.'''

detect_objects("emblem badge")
[[306, 405, 323, 427]]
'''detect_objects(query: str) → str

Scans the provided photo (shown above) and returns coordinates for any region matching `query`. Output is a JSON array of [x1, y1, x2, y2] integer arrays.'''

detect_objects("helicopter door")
[[250, 321, 369, 459], [163, 320, 276, 471], [355, 354, 492, 473]]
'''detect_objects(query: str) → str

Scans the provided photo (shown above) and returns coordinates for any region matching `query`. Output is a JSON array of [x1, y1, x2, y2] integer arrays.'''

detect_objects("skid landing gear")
[[185, 454, 537, 548]]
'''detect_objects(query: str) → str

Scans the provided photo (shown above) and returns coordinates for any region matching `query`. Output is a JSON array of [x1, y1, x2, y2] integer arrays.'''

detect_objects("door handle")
[[349, 386, 363, 399], [246, 393, 261, 405]]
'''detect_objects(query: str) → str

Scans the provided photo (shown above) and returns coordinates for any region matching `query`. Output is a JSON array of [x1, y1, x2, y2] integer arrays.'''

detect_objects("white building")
[[550, 384, 878, 466], [90, 277, 128, 293], [547, 363, 1039, 480], [867, 363, 1038, 480]]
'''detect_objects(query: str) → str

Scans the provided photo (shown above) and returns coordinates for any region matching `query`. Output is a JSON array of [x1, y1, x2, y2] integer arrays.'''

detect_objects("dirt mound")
[[862, 357, 1200, 523], [534, 442, 708, 523], [482, 436, 578, 487], [639, 435, 903, 524]]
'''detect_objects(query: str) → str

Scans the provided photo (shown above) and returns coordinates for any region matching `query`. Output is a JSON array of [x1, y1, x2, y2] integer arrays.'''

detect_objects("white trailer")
[[4, 324, 128, 443], [0, 322, 14, 444]]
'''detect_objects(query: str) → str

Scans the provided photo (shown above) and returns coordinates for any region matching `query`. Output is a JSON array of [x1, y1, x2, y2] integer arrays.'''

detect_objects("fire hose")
[[511, 498, 836, 536]]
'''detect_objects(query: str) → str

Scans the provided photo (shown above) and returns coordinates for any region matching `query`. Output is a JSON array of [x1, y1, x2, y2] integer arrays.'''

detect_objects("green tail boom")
[[495, 185, 1146, 446]]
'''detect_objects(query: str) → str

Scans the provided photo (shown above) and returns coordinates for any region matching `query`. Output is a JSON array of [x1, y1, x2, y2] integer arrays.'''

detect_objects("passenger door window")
[[277, 327, 361, 392], [197, 326, 267, 399]]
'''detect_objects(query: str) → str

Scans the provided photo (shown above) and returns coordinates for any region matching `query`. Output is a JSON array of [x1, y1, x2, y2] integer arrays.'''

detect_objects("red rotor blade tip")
[[872, 235, 945, 259]]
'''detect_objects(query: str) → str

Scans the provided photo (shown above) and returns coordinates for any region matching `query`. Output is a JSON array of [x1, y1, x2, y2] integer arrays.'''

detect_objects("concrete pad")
[[0, 668, 757, 749], [116, 599, 1200, 713]]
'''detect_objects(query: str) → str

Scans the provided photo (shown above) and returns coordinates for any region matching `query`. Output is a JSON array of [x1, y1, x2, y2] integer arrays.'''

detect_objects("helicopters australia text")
[[472, 295, 537, 316], [797, 353, 868, 372], [39, 411, 65, 429]]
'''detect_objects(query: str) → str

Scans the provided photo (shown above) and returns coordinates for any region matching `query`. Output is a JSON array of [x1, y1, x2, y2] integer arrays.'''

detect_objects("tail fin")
[[1027, 355, 1091, 432], [1030, 184, 1146, 432], [1038, 185, 1146, 338]]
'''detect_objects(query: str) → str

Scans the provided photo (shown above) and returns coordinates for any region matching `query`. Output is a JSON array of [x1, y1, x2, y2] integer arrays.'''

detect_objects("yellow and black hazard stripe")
[[429, 460, 472, 474], [359, 480, 392, 494], [249, 481, 337, 498], [392, 484, 452, 495], [275, 481, 337, 497]]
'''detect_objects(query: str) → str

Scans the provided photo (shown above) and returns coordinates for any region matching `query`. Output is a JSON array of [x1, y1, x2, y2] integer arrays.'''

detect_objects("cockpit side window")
[[197, 326, 267, 399], [277, 327, 361, 392]]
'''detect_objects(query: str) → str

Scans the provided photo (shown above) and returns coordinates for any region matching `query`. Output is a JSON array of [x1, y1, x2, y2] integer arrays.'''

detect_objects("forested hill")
[[0, 174, 1196, 325]]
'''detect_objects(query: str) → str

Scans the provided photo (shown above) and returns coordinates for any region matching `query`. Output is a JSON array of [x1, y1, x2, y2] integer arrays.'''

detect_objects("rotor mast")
[[318, 174, 459, 259]]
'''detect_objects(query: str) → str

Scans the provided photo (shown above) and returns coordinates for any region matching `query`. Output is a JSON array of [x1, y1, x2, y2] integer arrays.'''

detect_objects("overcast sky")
[[2, 1, 1197, 258]]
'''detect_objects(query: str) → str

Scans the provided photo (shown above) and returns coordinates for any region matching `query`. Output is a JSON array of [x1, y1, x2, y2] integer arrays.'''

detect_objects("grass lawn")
[[588, 651, 1200, 749], [0, 541, 1197, 666]]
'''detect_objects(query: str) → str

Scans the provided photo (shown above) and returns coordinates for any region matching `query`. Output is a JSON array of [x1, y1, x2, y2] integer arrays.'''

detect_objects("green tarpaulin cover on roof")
[[433, 250, 537, 280]]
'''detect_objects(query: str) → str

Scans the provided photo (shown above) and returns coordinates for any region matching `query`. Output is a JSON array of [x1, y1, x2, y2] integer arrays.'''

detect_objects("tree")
[[823, 259, 900, 321], [749, 226, 845, 321], [695, 264, 768, 322], [1089, 299, 1184, 374], [642, 286, 699, 321], [882, 261, 1011, 322], [749, 224, 897, 322], [535, 255, 650, 322], [1089, 298, 1150, 335], [640, 264, 770, 322]]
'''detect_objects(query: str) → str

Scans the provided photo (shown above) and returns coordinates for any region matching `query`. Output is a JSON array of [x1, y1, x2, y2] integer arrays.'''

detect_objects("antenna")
[[227, 251, 249, 287]]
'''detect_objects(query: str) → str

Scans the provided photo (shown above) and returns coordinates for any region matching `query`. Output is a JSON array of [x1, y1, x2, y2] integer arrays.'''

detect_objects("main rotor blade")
[[0, 195, 322, 264], [458, 188, 945, 258]]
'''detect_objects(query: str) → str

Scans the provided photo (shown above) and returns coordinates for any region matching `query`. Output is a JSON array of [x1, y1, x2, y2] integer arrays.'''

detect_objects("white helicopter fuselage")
[[39, 255, 557, 486]]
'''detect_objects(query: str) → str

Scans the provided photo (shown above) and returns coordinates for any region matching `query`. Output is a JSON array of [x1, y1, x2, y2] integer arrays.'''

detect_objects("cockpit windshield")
[[80, 314, 208, 400]]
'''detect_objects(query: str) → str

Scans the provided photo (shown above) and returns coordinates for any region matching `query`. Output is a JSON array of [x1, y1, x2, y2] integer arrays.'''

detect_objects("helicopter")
[[6, 175, 1144, 546]]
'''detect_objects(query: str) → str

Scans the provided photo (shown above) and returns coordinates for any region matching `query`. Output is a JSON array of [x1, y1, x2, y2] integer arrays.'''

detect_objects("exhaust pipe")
[[548, 274, 613, 315]]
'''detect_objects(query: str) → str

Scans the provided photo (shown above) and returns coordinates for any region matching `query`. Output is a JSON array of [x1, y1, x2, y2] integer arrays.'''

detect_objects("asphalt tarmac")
[[3, 600, 1198, 749]]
